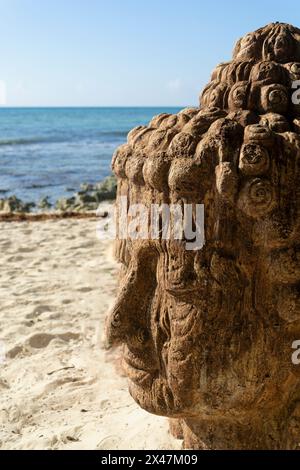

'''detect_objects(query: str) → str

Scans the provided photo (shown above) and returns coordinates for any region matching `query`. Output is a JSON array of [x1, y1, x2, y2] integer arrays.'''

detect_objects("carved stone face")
[[106, 22, 300, 448], [107, 122, 300, 424]]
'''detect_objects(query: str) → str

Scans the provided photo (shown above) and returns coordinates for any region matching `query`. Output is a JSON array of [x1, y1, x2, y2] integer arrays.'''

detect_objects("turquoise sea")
[[0, 107, 181, 204]]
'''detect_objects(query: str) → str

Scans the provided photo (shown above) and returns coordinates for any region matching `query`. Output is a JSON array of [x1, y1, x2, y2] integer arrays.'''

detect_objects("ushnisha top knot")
[[199, 23, 300, 117], [112, 23, 300, 225], [233, 23, 300, 63]]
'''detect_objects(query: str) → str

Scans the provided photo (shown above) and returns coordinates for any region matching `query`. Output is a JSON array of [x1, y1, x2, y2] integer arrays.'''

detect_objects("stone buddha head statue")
[[105, 23, 300, 449]]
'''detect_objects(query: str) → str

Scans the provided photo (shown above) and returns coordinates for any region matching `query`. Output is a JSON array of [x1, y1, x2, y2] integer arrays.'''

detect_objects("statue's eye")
[[112, 312, 121, 327]]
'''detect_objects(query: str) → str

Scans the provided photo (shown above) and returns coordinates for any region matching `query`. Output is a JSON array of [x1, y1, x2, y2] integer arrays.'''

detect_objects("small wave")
[[99, 131, 128, 137], [0, 132, 127, 147], [0, 137, 50, 146], [24, 182, 63, 189]]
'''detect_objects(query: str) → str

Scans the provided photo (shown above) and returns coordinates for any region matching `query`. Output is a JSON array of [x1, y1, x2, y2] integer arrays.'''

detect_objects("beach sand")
[[0, 216, 181, 450]]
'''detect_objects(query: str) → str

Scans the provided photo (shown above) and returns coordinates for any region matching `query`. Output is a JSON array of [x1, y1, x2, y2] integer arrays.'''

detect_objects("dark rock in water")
[[24, 201, 36, 212], [94, 175, 117, 197], [38, 196, 52, 210], [80, 183, 95, 192], [76, 193, 97, 204], [75, 203, 98, 211], [0, 196, 35, 213], [55, 195, 97, 212], [0, 176, 116, 214], [55, 175, 117, 212], [74, 193, 98, 212], [65, 187, 76, 192], [55, 197, 76, 211], [91, 175, 117, 203]]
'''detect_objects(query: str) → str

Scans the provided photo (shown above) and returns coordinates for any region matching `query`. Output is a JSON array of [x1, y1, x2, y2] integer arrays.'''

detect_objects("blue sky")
[[1, 0, 300, 106]]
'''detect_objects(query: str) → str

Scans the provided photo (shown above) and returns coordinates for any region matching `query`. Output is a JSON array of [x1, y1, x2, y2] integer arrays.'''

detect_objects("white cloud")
[[166, 78, 182, 92]]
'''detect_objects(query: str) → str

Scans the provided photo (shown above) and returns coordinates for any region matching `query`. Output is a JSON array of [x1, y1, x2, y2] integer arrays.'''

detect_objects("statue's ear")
[[215, 161, 239, 204]]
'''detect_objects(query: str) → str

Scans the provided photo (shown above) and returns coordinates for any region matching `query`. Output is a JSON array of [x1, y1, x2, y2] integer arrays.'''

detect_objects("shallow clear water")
[[0, 107, 181, 203]]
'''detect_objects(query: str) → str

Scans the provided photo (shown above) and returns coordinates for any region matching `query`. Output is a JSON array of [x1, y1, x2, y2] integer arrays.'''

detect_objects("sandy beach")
[[0, 215, 181, 450]]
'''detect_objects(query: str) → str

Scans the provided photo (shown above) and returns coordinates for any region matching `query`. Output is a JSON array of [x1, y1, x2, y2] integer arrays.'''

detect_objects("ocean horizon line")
[[0, 105, 187, 109]]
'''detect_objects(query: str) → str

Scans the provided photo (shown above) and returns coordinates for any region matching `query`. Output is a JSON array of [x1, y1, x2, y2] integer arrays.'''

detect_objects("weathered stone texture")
[[106, 23, 300, 449]]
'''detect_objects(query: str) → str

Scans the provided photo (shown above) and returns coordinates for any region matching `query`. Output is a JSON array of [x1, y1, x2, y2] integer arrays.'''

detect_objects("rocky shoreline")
[[0, 174, 117, 214]]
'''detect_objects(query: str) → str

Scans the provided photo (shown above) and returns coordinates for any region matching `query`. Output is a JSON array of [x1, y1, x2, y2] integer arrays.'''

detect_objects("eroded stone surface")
[[106, 23, 300, 449]]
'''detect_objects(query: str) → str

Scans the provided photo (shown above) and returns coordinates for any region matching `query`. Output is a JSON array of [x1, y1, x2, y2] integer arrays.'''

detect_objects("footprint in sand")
[[38, 376, 85, 397], [0, 241, 12, 249], [77, 287, 93, 293], [99, 399, 111, 409], [97, 436, 121, 449], [28, 333, 55, 348], [6, 270, 17, 277], [7, 345, 24, 359], [78, 230, 90, 237], [74, 241, 94, 249], [28, 332, 80, 349], [26, 305, 52, 319], [7, 255, 24, 262], [18, 246, 35, 253]]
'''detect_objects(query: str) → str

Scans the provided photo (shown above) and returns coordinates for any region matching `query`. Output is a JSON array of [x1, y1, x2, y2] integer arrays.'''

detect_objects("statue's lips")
[[122, 356, 156, 387], [164, 279, 209, 298], [165, 283, 204, 295]]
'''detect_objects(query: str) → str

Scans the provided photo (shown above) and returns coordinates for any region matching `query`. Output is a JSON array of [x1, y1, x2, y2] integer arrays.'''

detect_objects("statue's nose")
[[105, 246, 158, 349], [105, 301, 127, 348], [105, 303, 150, 349]]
